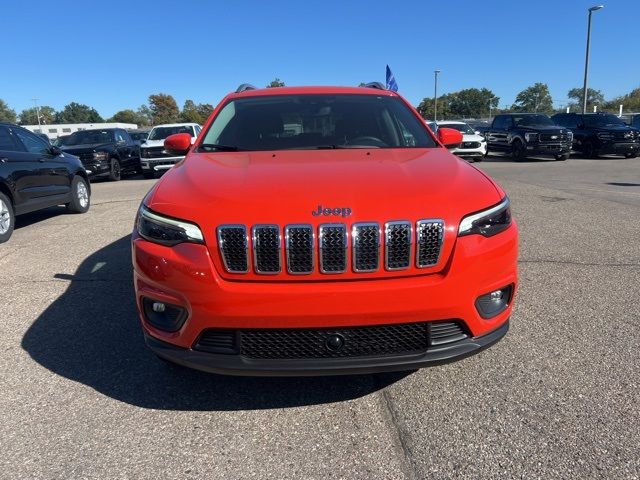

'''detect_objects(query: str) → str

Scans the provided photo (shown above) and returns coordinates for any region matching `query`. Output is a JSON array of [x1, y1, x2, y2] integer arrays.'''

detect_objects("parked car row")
[[432, 112, 639, 162]]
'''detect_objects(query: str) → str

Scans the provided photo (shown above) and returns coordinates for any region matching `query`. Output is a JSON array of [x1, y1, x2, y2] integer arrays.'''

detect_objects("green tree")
[[195, 103, 213, 123], [511, 82, 553, 113], [109, 109, 139, 124], [0, 99, 17, 123], [19, 106, 57, 125], [567, 87, 605, 109], [148, 93, 180, 124], [181, 100, 214, 124], [136, 105, 153, 126], [602, 87, 640, 113], [56, 102, 103, 123], [417, 88, 498, 120], [266, 78, 285, 88]]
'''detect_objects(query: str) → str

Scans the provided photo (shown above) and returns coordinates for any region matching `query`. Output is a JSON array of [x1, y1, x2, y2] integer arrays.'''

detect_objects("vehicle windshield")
[[148, 126, 193, 140], [583, 114, 626, 127], [439, 123, 475, 134], [64, 130, 115, 146], [200, 94, 438, 151], [513, 115, 554, 127], [130, 131, 149, 141]]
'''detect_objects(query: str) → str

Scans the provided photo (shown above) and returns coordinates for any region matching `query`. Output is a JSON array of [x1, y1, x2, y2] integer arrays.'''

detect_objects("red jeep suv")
[[132, 84, 518, 376]]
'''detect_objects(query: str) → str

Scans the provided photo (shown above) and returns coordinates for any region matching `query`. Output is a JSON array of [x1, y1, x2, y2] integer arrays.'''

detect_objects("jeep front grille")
[[217, 220, 444, 275]]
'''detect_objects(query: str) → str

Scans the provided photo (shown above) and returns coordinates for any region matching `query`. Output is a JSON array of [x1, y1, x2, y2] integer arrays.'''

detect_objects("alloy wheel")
[[0, 199, 10, 235]]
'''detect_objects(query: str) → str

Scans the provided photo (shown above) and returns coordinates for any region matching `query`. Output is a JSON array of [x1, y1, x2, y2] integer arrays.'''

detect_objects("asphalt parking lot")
[[1, 153, 639, 479]]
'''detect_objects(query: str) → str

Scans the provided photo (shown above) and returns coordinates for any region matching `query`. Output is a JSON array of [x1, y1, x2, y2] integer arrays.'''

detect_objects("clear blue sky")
[[1, 0, 638, 117]]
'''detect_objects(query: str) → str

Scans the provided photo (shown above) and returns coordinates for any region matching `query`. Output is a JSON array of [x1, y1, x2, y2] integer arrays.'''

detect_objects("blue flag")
[[386, 65, 398, 92]]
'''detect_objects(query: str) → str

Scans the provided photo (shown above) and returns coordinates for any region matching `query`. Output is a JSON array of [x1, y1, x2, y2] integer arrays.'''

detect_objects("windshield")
[[130, 131, 149, 141], [513, 115, 554, 127], [149, 126, 194, 140], [439, 123, 475, 134], [583, 114, 626, 127], [200, 94, 437, 151], [65, 130, 115, 146]]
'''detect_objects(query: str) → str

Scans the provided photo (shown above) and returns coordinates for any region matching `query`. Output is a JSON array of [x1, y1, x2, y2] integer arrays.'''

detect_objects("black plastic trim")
[[144, 320, 509, 377]]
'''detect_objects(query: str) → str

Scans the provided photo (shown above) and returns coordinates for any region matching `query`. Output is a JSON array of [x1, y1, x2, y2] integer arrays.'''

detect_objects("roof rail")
[[362, 82, 386, 90], [235, 83, 257, 93]]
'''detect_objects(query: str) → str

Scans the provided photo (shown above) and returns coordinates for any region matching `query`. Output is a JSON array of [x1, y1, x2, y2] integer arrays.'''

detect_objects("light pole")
[[582, 5, 604, 114], [434, 70, 441, 121], [31, 98, 42, 128]]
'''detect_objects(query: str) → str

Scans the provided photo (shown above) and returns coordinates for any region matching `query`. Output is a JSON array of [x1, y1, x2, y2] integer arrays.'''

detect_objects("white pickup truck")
[[139, 123, 201, 178]]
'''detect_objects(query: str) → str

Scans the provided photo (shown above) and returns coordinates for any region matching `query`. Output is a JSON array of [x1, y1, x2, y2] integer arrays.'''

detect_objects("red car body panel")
[[132, 86, 518, 375]]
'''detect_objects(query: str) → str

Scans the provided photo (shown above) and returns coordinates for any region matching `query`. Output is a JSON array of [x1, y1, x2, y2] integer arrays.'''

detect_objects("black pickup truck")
[[485, 113, 572, 161], [60, 128, 141, 180], [551, 112, 639, 158]]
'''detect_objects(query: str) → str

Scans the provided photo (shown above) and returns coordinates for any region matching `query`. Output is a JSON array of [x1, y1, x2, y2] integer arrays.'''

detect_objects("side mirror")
[[50, 146, 62, 156], [437, 127, 463, 149], [164, 133, 192, 155]]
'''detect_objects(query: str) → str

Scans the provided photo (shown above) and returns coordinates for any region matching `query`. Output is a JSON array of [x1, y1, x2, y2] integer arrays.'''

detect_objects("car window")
[[583, 114, 626, 127], [513, 115, 554, 127], [195, 126, 201, 136], [557, 114, 579, 129], [201, 94, 437, 151], [0, 126, 20, 151], [66, 130, 115, 145], [148, 126, 193, 140], [439, 123, 474, 134], [13, 128, 51, 154], [492, 116, 508, 130]]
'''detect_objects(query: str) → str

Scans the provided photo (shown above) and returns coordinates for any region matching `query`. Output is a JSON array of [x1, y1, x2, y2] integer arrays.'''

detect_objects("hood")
[[145, 148, 504, 281], [462, 133, 485, 142], [61, 143, 113, 155], [590, 124, 635, 133], [518, 125, 566, 133]]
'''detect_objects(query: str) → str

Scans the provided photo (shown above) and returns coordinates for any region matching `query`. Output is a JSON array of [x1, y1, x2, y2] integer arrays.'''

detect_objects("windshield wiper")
[[198, 143, 241, 152]]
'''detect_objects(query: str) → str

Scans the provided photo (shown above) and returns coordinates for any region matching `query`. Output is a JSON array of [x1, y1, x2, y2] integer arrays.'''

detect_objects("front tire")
[[555, 153, 570, 161], [625, 153, 637, 159], [583, 140, 598, 159], [66, 176, 91, 214], [511, 139, 526, 161], [108, 158, 121, 181], [0, 192, 15, 244]]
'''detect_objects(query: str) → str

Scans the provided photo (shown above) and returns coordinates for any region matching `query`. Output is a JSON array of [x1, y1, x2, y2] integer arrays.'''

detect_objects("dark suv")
[[486, 114, 572, 161], [0, 123, 90, 243], [60, 128, 141, 180], [552, 113, 639, 158]]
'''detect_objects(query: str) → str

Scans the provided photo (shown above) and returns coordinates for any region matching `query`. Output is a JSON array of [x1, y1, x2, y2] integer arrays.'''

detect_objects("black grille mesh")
[[218, 226, 248, 273], [353, 224, 379, 272], [194, 320, 470, 359], [320, 225, 347, 273], [386, 223, 412, 270], [417, 221, 444, 267], [539, 133, 567, 142], [253, 226, 280, 273], [286, 226, 314, 274]]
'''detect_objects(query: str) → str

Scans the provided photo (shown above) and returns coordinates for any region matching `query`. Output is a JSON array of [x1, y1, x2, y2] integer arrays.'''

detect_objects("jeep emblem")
[[312, 205, 352, 217]]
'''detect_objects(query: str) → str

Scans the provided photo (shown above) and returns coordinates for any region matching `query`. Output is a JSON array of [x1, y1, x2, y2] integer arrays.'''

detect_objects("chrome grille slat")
[[352, 223, 380, 272], [319, 224, 347, 274], [385, 221, 412, 270], [217, 220, 445, 274], [252, 225, 281, 274], [217, 225, 249, 273], [285, 225, 314, 274], [416, 219, 444, 268]]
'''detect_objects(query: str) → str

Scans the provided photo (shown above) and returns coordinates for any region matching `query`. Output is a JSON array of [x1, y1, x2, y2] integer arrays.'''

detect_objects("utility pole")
[[434, 70, 441, 122], [582, 5, 604, 114], [31, 98, 42, 128]]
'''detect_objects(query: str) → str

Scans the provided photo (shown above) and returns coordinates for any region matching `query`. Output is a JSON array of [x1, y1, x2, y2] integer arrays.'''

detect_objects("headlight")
[[458, 198, 511, 237], [136, 205, 204, 246], [524, 132, 538, 142], [567, 131, 573, 141], [92, 151, 109, 160], [141, 148, 149, 158]]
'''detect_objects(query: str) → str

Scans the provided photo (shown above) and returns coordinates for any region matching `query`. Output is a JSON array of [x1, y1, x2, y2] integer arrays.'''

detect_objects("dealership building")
[[21, 122, 137, 139]]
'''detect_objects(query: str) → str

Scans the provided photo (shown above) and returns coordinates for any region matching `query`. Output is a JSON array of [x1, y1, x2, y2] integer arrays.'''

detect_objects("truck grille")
[[460, 141, 481, 149], [142, 146, 174, 158], [216, 220, 444, 275], [193, 320, 469, 359], [539, 133, 567, 142]]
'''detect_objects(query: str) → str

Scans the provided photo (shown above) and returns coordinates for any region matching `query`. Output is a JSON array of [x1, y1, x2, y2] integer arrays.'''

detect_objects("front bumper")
[[595, 141, 639, 155], [453, 143, 487, 158], [132, 221, 518, 375], [145, 320, 509, 376], [141, 156, 184, 172], [525, 142, 571, 156]]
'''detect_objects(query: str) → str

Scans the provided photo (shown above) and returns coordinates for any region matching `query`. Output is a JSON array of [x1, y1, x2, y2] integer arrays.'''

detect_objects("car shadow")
[[21, 235, 408, 411], [14, 206, 70, 230]]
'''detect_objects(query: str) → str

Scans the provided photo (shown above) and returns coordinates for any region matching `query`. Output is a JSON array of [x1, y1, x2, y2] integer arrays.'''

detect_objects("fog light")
[[476, 285, 513, 319], [142, 297, 187, 332], [152, 302, 166, 313]]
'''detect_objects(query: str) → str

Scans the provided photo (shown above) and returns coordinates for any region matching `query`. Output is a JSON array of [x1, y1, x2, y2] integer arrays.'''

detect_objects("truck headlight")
[[92, 151, 109, 160], [136, 205, 204, 246], [524, 132, 538, 142], [458, 198, 511, 237]]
